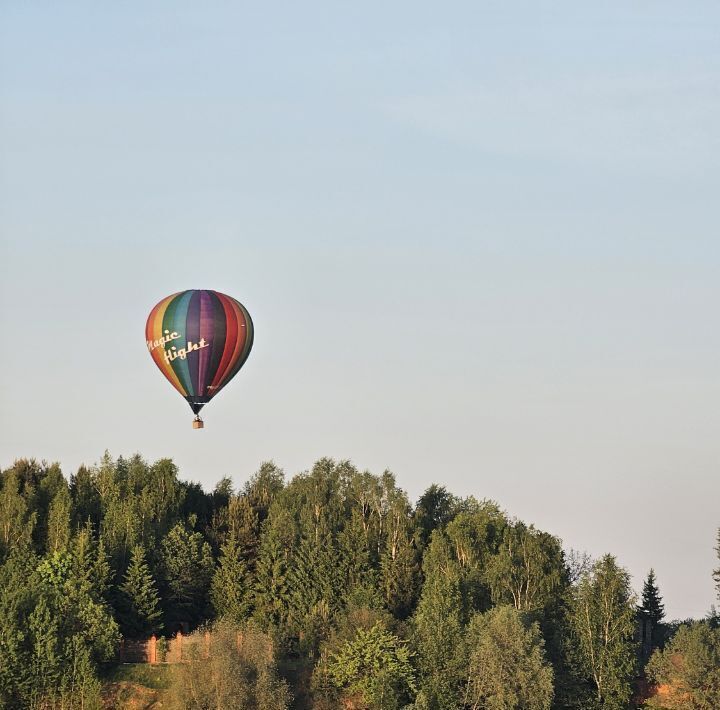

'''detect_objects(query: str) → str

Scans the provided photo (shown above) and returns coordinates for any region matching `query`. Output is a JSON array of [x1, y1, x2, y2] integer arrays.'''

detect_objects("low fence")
[[117, 629, 247, 664]]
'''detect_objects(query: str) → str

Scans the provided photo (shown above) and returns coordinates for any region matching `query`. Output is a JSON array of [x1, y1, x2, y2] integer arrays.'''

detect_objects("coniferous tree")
[[254, 510, 294, 630], [0, 544, 38, 705], [3, 451, 704, 708], [0, 469, 36, 560], [228, 494, 261, 561], [337, 513, 376, 597], [413, 484, 458, 550], [639, 568, 665, 654], [714, 528, 720, 603], [639, 569, 665, 626], [35, 463, 66, 552], [159, 519, 214, 629], [211, 534, 253, 623], [26, 550, 119, 706], [119, 545, 163, 636], [71, 522, 113, 608], [70, 464, 101, 529], [411, 532, 465, 709]]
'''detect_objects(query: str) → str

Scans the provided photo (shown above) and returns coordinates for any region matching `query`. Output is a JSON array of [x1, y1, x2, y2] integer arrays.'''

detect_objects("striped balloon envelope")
[[145, 290, 254, 426]]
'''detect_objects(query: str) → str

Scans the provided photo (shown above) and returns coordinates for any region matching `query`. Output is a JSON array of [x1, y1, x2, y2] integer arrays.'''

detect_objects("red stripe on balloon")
[[210, 293, 238, 390], [215, 297, 247, 391]]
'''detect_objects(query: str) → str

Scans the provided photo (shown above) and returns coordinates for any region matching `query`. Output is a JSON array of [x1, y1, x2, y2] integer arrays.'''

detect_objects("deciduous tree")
[[461, 605, 554, 710], [646, 621, 720, 709], [327, 622, 416, 710], [569, 555, 637, 708]]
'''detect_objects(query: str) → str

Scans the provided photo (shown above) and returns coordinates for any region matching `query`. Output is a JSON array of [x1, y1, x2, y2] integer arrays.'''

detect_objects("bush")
[[166, 620, 291, 710], [645, 621, 720, 709]]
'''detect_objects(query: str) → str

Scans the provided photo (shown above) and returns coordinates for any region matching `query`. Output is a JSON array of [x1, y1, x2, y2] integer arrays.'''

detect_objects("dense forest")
[[1, 453, 718, 709]]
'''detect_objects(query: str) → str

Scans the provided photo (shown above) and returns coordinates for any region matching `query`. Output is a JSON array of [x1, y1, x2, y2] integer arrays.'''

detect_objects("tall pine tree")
[[119, 545, 163, 637], [411, 531, 465, 709], [638, 568, 665, 661], [639, 569, 665, 626], [159, 518, 214, 628], [211, 534, 253, 623], [714, 528, 720, 603]]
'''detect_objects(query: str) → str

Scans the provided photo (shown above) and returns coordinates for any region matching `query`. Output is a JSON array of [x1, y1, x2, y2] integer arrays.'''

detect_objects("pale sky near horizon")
[[1, 2, 719, 621]]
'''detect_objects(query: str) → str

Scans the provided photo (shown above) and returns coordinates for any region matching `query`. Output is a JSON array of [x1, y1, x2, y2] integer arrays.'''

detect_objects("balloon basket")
[[192, 417, 204, 430]]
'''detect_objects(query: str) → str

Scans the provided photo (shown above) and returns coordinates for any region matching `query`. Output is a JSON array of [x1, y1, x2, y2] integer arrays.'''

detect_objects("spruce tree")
[[159, 519, 214, 628], [638, 568, 665, 658], [411, 532, 465, 709], [714, 528, 720, 603], [211, 534, 252, 623], [119, 545, 163, 636], [639, 569, 665, 626], [253, 517, 292, 629]]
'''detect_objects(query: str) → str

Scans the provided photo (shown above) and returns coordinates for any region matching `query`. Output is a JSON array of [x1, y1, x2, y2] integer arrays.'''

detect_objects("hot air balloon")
[[145, 290, 254, 428]]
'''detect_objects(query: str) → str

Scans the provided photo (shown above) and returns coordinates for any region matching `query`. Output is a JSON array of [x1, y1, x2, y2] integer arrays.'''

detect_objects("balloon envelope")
[[145, 290, 253, 415]]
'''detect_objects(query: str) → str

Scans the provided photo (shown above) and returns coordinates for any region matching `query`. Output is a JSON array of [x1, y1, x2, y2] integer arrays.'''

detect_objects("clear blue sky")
[[1, 2, 718, 620]]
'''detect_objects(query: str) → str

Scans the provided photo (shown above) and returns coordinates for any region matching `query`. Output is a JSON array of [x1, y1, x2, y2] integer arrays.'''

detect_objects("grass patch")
[[102, 663, 173, 690]]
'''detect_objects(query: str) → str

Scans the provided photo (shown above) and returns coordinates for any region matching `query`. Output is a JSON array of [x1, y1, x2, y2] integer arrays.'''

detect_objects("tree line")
[[0, 453, 718, 709]]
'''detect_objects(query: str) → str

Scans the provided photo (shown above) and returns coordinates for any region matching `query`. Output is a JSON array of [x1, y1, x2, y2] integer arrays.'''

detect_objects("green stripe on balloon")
[[163, 292, 194, 397]]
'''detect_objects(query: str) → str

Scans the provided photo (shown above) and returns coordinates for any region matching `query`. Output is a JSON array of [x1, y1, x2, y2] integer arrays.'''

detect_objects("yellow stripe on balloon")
[[147, 293, 186, 396]]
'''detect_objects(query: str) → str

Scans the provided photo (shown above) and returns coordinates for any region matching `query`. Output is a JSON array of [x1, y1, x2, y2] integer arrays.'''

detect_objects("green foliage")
[[70, 464, 101, 529], [569, 555, 638, 708], [486, 521, 564, 612], [0, 544, 118, 708], [445, 502, 508, 614], [639, 568, 666, 658], [645, 621, 720, 709], [119, 544, 163, 636], [311, 600, 394, 707], [159, 519, 214, 628], [2, 452, 712, 710], [71, 523, 113, 602], [0, 545, 39, 705], [211, 534, 253, 623], [327, 622, 416, 709], [413, 484, 459, 550], [46, 483, 72, 554], [287, 533, 342, 651], [244, 461, 285, 522], [379, 478, 420, 618], [167, 620, 291, 710], [714, 528, 720, 604], [411, 532, 466, 709], [0, 468, 36, 561], [254, 510, 294, 630], [461, 605, 554, 710], [639, 569, 665, 627]]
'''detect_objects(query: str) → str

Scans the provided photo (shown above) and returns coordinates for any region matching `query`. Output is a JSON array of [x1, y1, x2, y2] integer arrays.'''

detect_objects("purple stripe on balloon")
[[198, 290, 214, 395], [186, 290, 201, 396]]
